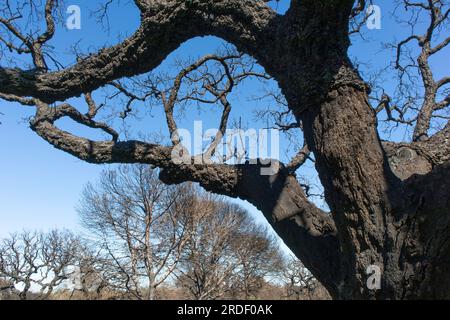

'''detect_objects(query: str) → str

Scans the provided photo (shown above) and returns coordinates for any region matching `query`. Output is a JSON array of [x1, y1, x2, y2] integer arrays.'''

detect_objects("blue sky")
[[0, 0, 448, 247]]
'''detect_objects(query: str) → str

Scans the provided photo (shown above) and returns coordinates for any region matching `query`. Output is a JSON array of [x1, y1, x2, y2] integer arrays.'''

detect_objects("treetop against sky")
[[0, 0, 445, 236]]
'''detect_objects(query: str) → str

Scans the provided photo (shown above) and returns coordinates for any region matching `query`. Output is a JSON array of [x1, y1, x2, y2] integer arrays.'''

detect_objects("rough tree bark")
[[1, 0, 449, 299]]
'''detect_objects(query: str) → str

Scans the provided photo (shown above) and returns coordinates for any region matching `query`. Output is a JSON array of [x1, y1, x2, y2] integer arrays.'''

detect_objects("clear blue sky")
[[0, 0, 448, 244]]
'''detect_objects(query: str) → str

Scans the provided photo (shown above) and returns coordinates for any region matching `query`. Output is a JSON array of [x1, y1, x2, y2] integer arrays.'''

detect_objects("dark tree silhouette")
[[0, 0, 449, 299]]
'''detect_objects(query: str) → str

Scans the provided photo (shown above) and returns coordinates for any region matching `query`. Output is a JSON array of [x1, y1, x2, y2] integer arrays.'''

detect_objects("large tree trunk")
[[261, 2, 450, 299], [284, 61, 450, 299]]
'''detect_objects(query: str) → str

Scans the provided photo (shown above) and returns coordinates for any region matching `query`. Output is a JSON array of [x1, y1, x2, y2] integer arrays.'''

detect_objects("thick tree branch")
[[21, 92, 342, 296], [159, 162, 341, 294], [0, 0, 277, 103]]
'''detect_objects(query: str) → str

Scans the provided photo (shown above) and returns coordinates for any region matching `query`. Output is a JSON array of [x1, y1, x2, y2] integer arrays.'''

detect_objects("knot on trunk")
[[385, 145, 432, 180]]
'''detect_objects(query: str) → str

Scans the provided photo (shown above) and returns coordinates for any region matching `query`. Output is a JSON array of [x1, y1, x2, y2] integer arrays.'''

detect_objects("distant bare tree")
[[175, 195, 283, 300], [175, 197, 245, 300], [61, 245, 112, 300], [281, 257, 331, 300], [77, 165, 191, 300], [0, 230, 81, 300], [228, 228, 284, 299]]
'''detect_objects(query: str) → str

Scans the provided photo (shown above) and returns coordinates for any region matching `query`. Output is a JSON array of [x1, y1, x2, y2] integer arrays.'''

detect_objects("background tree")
[[227, 227, 284, 299], [78, 165, 192, 300], [0, 278, 16, 300], [0, 230, 81, 300], [0, 0, 449, 299], [281, 256, 331, 300], [174, 193, 283, 300], [61, 244, 113, 300]]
